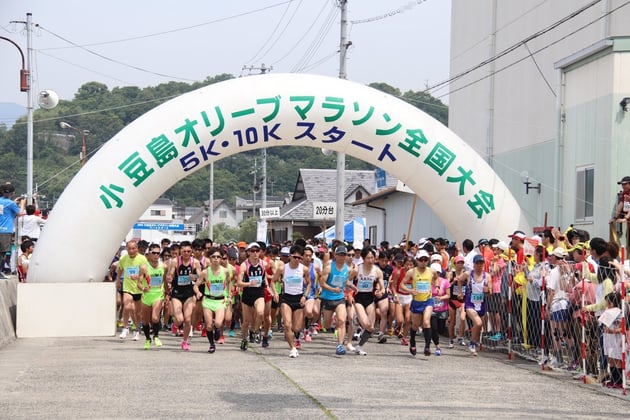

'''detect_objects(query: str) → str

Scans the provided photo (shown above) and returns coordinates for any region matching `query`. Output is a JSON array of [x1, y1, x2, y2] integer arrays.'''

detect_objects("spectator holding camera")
[[0, 182, 25, 279]]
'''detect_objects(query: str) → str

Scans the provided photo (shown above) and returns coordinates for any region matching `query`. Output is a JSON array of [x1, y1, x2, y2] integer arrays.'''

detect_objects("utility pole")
[[10, 13, 34, 204], [241, 64, 270, 214], [208, 162, 214, 240], [335, 0, 349, 241]]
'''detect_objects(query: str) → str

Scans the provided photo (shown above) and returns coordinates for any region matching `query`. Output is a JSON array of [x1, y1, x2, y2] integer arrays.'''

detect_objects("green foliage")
[[238, 217, 257, 242], [197, 222, 239, 243], [0, 75, 447, 207]]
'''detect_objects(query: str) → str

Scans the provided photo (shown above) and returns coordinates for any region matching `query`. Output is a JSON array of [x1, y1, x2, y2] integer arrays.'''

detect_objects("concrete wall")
[[0, 277, 17, 347], [17, 282, 116, 338]]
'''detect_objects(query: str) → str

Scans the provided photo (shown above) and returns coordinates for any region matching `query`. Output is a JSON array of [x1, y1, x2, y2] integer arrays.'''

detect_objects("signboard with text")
[[133, 222, 185, 231], [259, 207, 280, 219], [312, 202, 336, 220]]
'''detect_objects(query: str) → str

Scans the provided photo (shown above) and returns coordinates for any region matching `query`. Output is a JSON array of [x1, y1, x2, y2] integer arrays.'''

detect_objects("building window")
[[575, 166, 594, 221], [356, 191, 363, 201], [219, 210, 227, 219], [368, 225, 377, 244], [150, 209, 166, 216]]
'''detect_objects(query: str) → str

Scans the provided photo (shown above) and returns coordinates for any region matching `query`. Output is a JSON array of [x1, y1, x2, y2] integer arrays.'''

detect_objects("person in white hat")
[[399, 249, 434, 357], [546, 246, 573, 368]]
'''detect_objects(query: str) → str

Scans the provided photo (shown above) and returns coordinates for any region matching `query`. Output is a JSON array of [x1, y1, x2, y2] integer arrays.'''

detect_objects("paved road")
[[0, 330, 628, 419]]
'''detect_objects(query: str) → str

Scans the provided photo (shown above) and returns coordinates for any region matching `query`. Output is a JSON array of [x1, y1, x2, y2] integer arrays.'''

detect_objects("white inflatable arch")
[[28, 74, 529, 283]]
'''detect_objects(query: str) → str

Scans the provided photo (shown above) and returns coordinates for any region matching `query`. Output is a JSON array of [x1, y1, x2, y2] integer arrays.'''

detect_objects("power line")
[[438, 0, 630, 99], [38, 1, 293, 51], [37, 25, 198, 82], [290, 2, 339, 73], [349, 0, 428, 25], [245, 0, 298, 65], [270, 0, 331, 66], [37, 50, 133, 85], [426, 0, 602, 94]]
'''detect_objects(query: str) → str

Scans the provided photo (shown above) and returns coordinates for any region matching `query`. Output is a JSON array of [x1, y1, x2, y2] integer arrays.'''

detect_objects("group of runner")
[[111, 228, 630, 393]]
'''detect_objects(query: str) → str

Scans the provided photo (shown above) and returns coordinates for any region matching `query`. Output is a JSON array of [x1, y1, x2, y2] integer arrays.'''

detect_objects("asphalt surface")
[[0, 329, 628, 419]]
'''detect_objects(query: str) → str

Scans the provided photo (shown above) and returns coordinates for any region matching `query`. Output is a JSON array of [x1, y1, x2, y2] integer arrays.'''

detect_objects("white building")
[[449, 1, 630, 238]]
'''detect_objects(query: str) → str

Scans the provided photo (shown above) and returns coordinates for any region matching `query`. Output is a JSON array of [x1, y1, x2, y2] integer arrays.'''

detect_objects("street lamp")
[[59, 122, 90, 166]]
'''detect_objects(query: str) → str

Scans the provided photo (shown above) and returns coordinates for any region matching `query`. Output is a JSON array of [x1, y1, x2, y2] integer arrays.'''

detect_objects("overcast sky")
[[0, 0, 451, 110]]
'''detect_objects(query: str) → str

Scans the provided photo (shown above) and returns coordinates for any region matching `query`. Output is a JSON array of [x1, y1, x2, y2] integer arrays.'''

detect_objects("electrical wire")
[[438, 0, 630, 99], [39, 1, 293, 51], [37, 25, 198, 82], [349, 0, 427, 25], [245, 0, 297, 65], [37, 50, 133, 85], [426, 0, 602, 94], [271, 0, 330, 66], [290, 3, 338, 73]]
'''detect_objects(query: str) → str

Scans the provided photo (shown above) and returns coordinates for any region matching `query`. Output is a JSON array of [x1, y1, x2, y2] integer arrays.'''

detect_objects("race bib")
[[177, 275, 191, 286], [358, 280, 372, 292], [624, 200, 630, 212], [285, 275, 302, 286], [249, 275, 263, 287], [330, 275, 345, 288], [150, 276, 163, 287], [125, 267, 139, 279], [415, 282, 430, 293], [453, 285, 466, 295], [471, 292, 484, 303], [210, 282, 224, 295]]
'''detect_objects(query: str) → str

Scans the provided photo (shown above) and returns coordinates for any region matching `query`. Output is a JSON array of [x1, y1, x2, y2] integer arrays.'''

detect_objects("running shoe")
[[489, 332, 503, 341], [181, 341, 190, 351], [334, 329, 338, 339], [153, 337, 162, 347], [117, 320, 124, 328], [249, 331, 255, 343], [294, 339, 301, 350], [387, 327, 394, 336], [262, 336, 269, 348], [346, 342, 356, 352], [457, 337, 466, 346], [201, 329, 207, 338], [268, 330, 273, 339], [448, 339, 454, 349], [119, 328, 129, 339], [214, 328, 221, 341], [469, 342, 477, 356], [377, 332, 387, 344], [289, 348, 299, 358], [335, 344, 346, 355], [171, 323, 179, 336], [218, 335, 225, 345], [132, 331, 140, 341], [401, 337, 409, 346], [424, 347, 431, 356], [208, 344, 216, 354], [143, 340, 151, 350], [304, 331, 312, 342], [435, 347, 442, 356], [354, 346, 367, 356], [409, 346, 417, 356], [228, 330, 235, 337], [255, 332, 261, 344], [240, 339, 249, 351]]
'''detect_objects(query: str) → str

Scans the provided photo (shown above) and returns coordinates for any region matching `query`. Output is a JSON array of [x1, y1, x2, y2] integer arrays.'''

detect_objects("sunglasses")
[[163, 254, 171, 258], [210, 255, 222, 259], [193, 247, 202, 251], [418, 258, 429, 262], [347, 253, 355, 257], [291, 255, 302, 260], [149, 251, 161, 255]]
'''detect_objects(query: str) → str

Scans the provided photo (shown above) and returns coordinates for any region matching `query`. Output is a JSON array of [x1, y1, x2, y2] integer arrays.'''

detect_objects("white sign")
[[312, 202, 336, 219], [256, 220, 268, 243], [259, 207, 280, 219]]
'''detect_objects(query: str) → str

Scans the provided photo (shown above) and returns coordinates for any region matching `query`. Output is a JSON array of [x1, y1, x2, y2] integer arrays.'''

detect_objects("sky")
[[0, 0, 451, 110]]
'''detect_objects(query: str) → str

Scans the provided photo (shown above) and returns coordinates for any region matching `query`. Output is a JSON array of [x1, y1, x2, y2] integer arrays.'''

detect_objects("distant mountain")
[[0, 103, 26, 128]]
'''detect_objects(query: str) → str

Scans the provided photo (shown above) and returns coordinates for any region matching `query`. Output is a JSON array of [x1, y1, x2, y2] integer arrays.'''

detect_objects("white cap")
[[415, 250, 430, 260], [430, 253, 442, 262], [430, 262, 442, 272]]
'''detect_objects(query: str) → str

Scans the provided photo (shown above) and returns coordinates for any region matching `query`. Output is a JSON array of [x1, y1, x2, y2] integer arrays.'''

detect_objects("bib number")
[[210, 282, 224, 295], [150, 276, 163, 287], [357, 280, 372, 292], [471, 292, 484, 303], [249, 275, 262, 287], [177, 275, 191, 286]]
